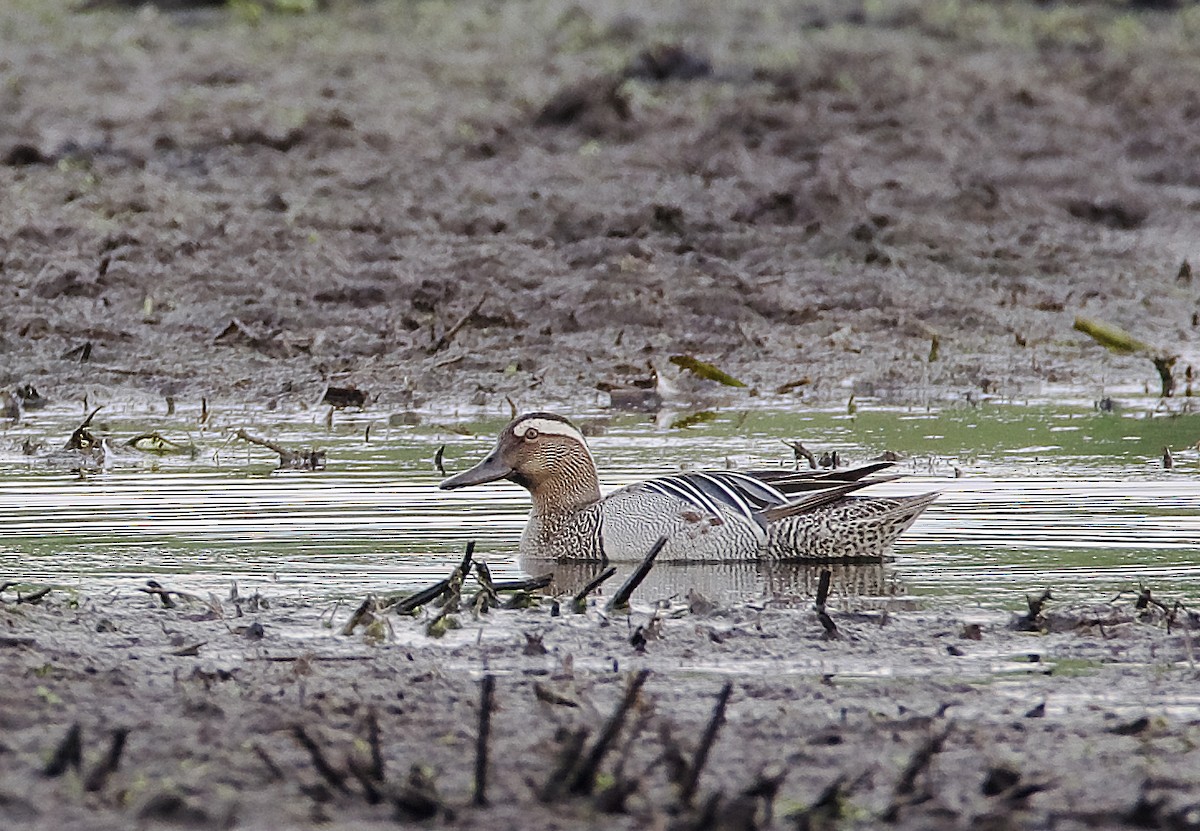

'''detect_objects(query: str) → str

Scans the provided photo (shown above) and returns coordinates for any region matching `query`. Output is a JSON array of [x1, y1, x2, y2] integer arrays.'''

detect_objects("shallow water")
[[1, 399, 1197, 610]]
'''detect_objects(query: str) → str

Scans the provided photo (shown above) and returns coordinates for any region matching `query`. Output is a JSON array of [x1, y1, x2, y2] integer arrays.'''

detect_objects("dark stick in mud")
[[889, 724, 953, 818], [341, 595, 376, 636], [608, 536, 668, 611], [392, 579, 451, 615], [16, 586, 52, 604], [43, 722, 82, 777], [539, 728, 590, 803], [572, 566, 617, 613], [567, 669, 651, 796], [474, 674, 496, 807], [491, 573, 554, 592], [459, 540, 476, 575], [292, 725, 349, 794], [387, 545, 473, 615], [679, 682, 734, 806], [815, 569, 839, 638], [366, 709, 385, 783], [429, 294, 488, 354], [347, 758, 383, 805], [251, 742, 284, 782], [84, 727, 129, 792], [233, 428, 326, 470]]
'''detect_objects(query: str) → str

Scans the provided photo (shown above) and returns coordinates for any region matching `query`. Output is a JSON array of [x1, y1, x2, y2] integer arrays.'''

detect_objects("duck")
[[439, 412, 938, 562]]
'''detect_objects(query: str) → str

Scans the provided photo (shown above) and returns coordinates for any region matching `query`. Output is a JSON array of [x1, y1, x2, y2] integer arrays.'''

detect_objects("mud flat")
[[1, 581, 1198, 830], [3, 1, 1200, 828], [0, 0, 1198, 412]]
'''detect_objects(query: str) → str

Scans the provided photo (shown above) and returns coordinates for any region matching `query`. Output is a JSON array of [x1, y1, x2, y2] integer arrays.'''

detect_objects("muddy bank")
[[1, 582, 1199, 830], [1, 1, 1198, 413]]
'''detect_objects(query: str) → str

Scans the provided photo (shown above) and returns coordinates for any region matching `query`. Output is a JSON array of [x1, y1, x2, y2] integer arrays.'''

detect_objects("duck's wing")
[[757, 476, 903, 523], [746, 462, 896, 494], [637, 470, 895, 530], [637, 470, 789, 527]]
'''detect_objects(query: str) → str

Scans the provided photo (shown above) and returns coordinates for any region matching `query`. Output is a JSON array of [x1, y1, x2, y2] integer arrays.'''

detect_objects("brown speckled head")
[[439, 412, 601, 509]]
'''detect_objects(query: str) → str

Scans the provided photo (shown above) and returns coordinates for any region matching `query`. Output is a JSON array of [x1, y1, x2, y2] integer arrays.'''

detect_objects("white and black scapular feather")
[[440, 412, 938, 562]]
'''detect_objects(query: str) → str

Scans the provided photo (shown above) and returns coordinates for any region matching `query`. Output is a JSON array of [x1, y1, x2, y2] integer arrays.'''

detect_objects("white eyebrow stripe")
[[513, 416, 597, 466], [514, 417, 586, 441]]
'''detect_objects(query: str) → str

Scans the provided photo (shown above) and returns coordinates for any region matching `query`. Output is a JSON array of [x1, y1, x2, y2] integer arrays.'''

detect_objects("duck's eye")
[[523, 428, 539, 441]]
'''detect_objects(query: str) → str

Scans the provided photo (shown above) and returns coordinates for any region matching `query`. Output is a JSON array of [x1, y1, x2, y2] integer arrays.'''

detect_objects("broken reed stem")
[[341, 595, 375, 636], [430, 294, 488, 354], [679, 682, 734, 806], [347, 758, 383, 804], [815, 570, 839, 638], [292, 725, 349, 793], [491, 573, 553, 592], [473, 674, 496, 807], [783, 439, 818, 470], [17, 586, 53, 604], [815, 569, 832, 608], [43, 723, 82, 777], [894, 726, 952, 797], [1153, 355, 1177, 398], [572, 566, 617, 613], [366, 707, 385, 783], [84, 727, 129, 792], [233, 428, 292, 459], [386, 543, 477, 615], [539, 728, 589, 803], [392, 579, 451, 615], [568, 669, 651, 796], [607, 537, 668, 612], [459, 541, 476, 575]]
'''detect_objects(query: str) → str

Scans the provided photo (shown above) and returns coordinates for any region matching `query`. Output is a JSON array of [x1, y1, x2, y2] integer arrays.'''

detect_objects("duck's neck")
[[525, 465, 602, 516]]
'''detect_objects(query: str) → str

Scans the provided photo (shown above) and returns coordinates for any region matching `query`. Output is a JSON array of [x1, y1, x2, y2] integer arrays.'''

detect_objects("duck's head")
[[439, 412, 600, 507]]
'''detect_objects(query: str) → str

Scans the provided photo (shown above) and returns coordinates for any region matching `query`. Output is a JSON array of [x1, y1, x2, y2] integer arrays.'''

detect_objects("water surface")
[[1, 399, 1197, 610]]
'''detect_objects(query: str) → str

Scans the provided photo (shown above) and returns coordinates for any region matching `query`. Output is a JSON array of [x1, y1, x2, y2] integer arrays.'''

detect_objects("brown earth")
[[2, 583, 1200, 831], [4, 3, 1200, 829], [1, 0, 1199, 412]]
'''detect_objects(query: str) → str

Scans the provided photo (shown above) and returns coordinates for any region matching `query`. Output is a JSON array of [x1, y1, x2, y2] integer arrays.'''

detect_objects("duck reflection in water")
[[524, 556, 902, 609]]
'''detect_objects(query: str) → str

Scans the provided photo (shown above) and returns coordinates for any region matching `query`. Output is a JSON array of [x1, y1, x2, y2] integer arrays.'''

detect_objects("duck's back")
[[595, 471, 937, 563]]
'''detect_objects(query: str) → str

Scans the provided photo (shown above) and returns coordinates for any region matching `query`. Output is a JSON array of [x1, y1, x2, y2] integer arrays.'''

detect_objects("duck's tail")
[[765, 491, 938, 560]]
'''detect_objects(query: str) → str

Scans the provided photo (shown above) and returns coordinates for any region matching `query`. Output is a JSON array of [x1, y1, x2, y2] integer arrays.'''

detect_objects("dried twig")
[[491, 573, 554, 592], [429, 294, 488, 354], [17, 586, 52, 604], [679, 682, 733, 805], [474, 675, 496, 806], [567, 669, 651, 796], [233, 428, 326, 470], [783, 439, 818, 470], [814, 570, 839, 639], [84, 728, 129, 792], [43, 723, 83, 777], [607, 537, 667, 612], [572, 567, 617, 613], [292, 725, 349, 794]]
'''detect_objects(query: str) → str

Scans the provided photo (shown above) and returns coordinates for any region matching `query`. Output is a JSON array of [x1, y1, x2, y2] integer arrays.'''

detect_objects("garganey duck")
[[440, 412, 938, 562]]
